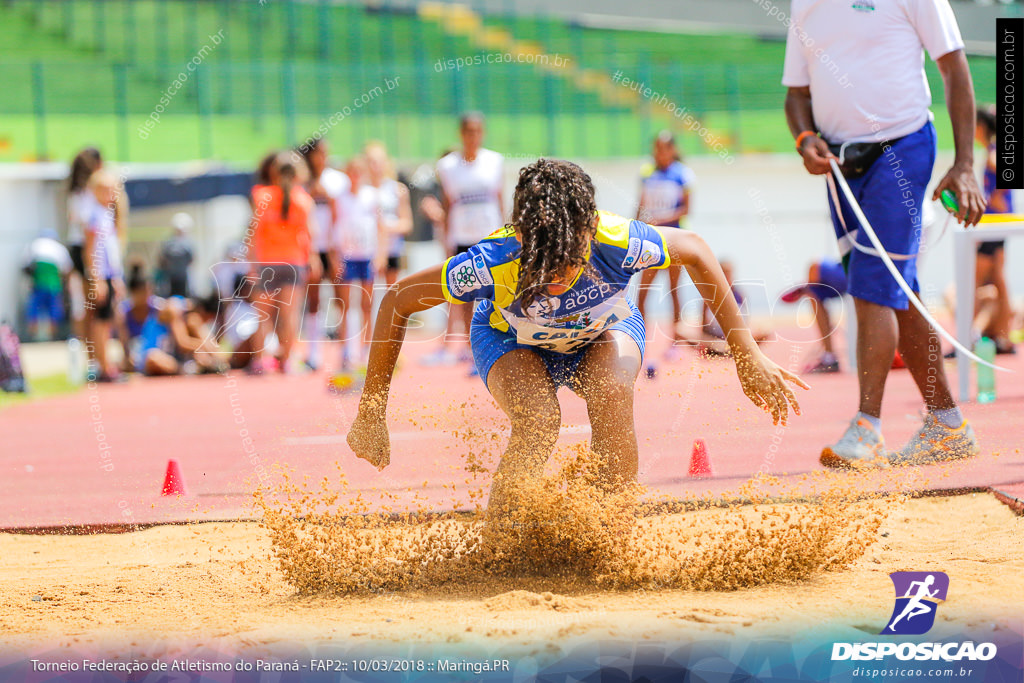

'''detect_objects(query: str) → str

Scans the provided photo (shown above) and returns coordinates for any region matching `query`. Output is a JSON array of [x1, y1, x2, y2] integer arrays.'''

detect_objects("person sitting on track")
[[780, 259, 848, 374], [686, 261, 772, 359], [347, 159, 806, 517], [118, 263, 225, 376]]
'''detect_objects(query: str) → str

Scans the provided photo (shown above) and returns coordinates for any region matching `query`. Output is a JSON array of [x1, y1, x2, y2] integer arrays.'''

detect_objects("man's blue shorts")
[[827, 122, 936, 310], [342, 259, 373, 282], [469, 300, 647, 390]]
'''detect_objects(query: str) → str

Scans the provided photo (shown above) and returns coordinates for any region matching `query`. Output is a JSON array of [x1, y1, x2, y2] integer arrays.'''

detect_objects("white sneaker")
[[888, 414, 979, 466], [820, 416, 888, 469]]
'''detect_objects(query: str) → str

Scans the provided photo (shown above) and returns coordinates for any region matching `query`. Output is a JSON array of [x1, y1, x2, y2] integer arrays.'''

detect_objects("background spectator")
[[22, 229, 72, 342], [157, 212, 196, 298]]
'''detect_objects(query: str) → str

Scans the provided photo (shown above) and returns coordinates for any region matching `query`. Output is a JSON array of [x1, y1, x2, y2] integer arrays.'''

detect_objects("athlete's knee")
[[508, 397, 561, 446], [585, 379, 634, 415]]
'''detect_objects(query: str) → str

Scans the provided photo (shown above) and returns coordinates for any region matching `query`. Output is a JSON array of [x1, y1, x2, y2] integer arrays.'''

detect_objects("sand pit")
[[2, 492, 1021, 656]]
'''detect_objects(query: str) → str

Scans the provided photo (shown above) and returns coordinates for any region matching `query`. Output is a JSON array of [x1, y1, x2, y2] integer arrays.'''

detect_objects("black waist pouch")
[[826, 134, 907, 179]]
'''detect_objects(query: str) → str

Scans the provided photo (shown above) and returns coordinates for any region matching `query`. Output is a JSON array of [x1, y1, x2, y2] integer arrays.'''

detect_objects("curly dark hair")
[[512, 159, 598, 312]]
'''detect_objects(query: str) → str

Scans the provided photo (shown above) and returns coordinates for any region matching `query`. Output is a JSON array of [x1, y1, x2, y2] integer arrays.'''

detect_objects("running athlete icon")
[[881, 571, 949, 635], [887, 574, 939, 630]]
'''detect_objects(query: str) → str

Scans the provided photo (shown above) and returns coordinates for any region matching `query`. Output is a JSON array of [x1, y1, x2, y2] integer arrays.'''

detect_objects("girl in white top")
[[436, 115, 504, 253], [83, 171, 126, 381], [333, 156, 386, 370], [66, 147, 104, 341], [430, 112, 504, 365], [299, 137, 349, 370], [364, 141, 413, 286]]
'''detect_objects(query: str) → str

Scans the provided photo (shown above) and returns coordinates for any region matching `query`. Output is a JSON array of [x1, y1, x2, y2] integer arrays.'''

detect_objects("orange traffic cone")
[[161, 459, 188, 496], [688, 439, 713, 478]]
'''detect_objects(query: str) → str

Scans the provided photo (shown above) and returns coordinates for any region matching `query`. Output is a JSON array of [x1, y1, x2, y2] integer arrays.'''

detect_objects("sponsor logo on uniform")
[[471, 254, 494, 287], [447, 253, 494, 298], [563, 282, 613, 311], [525, 296, 559, 320], [637, 239, 663, 268], [447, 261, 479, 298], [621, 237, 642, 269]]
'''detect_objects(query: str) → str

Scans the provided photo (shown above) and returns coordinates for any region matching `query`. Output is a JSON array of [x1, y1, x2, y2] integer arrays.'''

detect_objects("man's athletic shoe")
[[888, 415, 979, 466], [820, 416, 888, 469], [780, 284, 809, 303]]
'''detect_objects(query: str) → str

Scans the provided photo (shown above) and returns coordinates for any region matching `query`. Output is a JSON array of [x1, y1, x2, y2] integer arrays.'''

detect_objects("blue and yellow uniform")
[[640, 161, 694, 228], [442, 211, 671, 387]]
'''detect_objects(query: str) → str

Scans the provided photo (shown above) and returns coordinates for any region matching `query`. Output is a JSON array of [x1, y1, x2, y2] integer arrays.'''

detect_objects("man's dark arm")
[[785, 86, 835, 175], [785, 86, 816, 139], [933, 49, 985, 226]]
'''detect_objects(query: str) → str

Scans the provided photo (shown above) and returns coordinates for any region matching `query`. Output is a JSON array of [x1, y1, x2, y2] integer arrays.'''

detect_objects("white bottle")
[[67, 337, 84, 385]]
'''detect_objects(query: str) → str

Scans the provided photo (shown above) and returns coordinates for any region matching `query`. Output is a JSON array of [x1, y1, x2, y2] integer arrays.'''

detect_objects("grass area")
[[0, 110, 779, 162], [1, 104, 964, 164], [0, 372, 80, 411], [0, 0, 996, 163]]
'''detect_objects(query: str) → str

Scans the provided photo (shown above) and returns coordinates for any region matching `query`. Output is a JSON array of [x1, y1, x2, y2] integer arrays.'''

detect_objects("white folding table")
[[952, 217, 1024, 401]]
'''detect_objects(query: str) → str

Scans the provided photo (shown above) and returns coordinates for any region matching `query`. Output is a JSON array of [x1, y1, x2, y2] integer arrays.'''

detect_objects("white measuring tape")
[[828, 158, 1008, 372]]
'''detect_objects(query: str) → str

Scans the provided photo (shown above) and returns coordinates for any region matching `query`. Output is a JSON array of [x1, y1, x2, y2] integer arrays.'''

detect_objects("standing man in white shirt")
[[782, 0, 984, 468], [428, 112, 505, 368]]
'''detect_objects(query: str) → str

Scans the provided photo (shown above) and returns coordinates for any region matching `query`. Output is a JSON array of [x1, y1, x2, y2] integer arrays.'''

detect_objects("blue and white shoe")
[[820, 416, 888, 469], [888, 415, 979, 466]]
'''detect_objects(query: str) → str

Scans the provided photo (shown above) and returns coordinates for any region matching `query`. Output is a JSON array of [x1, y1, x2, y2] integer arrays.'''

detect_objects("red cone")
[[688, 439, 713, 478], [161, 459, 188, 496]]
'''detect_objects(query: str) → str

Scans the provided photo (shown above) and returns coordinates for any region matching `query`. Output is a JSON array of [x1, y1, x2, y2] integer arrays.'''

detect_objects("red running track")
[[2, 329, 1023, 529]]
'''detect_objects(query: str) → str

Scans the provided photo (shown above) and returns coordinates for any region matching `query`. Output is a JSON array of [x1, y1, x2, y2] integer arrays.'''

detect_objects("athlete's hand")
[[799, 136, 836, 176], [420, 195, 445, 225], [347, 401, 391, 470], [734, 350, 809, 426], [933, 161, 985, 227]]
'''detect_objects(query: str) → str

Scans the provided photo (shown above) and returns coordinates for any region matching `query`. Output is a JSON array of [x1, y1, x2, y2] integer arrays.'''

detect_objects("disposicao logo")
[[831, 572, 998, 662], [881, 571, 948, 635]]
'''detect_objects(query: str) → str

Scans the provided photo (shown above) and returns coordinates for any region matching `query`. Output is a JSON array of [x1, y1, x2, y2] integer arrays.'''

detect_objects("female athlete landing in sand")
[[348, 159, 807, 514]]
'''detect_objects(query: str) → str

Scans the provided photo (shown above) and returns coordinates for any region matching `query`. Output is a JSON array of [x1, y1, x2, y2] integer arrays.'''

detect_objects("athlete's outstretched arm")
[[663, 229, 809, 425], [347, 264, 448, 468]]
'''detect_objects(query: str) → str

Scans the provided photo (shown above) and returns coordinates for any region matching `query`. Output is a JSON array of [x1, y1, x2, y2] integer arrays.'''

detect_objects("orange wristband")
[[795, 130, 817, 152]]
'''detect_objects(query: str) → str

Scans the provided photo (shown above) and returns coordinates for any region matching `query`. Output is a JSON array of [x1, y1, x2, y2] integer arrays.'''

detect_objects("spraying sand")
[[258, 447, 888, 595], [2, 450, 1021, 655]]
